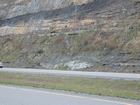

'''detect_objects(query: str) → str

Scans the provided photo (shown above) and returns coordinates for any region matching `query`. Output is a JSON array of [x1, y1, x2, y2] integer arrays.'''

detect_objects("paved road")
[[0, 68, 140, 80], [0, 84, 139, 105]]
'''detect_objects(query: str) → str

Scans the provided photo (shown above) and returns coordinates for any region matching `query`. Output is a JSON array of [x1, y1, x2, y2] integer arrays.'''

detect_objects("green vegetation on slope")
[[0, 21, 140, 61]]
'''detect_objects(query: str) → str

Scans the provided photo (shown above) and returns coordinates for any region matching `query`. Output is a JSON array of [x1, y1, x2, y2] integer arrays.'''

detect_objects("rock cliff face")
[[0, 0, 140, 72], [0, 0, 91, 19], [0, 0, 122, 36], [1, 0, 139, 36]]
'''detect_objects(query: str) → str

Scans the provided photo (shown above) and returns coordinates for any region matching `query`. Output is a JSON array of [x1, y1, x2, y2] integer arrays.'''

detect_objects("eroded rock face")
[[0, 0, 92, 19], [0, 0, 140, 71], [1, 0, 139, 36], [0, 0, 99, 36]]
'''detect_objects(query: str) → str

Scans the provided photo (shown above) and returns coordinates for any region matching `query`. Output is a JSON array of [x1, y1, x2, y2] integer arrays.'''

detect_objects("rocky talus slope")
[[0, 0, 140, 72]]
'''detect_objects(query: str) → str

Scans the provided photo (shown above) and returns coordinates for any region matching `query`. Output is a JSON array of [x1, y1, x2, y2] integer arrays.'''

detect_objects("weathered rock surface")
[[1, 0, 139, 36], [0, 0, 91, 19], [0, 0, 140, 72]]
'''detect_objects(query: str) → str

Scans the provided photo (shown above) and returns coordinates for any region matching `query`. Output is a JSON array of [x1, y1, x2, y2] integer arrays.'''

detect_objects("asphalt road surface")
[[0, 84, 140, 105], [0, 68, 140, 80]]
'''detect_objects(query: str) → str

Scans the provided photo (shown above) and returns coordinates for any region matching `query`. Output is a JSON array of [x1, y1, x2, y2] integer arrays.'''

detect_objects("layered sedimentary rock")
[[0, 0, 91, 19], [0, 0, 140, 71], [1, 0, 139, 36]]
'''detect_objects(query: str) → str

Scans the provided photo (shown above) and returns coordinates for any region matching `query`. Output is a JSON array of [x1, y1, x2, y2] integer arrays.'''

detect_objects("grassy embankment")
[[0, 72, 140, 100]]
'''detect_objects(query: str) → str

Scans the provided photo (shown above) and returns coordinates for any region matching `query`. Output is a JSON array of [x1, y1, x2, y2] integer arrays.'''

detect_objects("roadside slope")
[[0, 0, 140, 72]]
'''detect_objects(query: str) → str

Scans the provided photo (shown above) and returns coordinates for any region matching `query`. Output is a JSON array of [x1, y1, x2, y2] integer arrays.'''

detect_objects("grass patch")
[[0, 72, 140, 100], [36, 49, 43, 54]]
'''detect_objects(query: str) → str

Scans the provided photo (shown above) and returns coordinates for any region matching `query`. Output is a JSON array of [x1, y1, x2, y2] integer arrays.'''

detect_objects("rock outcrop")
[[0, 0, 91, 19], [0, 0, 140, 72], [0, 0, 119, 36]]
